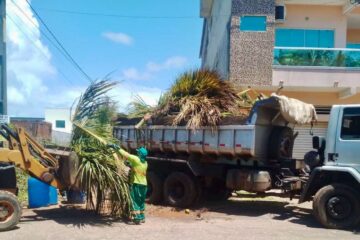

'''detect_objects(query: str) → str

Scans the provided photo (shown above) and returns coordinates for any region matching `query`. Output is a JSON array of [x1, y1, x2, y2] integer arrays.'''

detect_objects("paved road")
[[1, 197, 359, 240]]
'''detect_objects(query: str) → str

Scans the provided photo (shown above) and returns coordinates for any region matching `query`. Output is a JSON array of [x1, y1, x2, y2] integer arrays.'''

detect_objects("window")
[[275, 29, 335, 48], [55, 120, 66, 129], [347, 43, 360, 49], [275, 6, 285, 20], [341, 108, 360, 140], [240, 16, 267, 32]]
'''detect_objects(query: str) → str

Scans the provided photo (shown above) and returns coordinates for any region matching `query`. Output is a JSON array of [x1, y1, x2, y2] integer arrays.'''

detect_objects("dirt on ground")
[[1, 195, 360, 240]]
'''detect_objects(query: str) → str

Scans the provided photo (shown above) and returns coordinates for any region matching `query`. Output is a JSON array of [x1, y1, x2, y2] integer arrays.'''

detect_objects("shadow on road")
[[194, 196, 360, 233], [19, 197, 360, 234], [20, 205, 123, 229]]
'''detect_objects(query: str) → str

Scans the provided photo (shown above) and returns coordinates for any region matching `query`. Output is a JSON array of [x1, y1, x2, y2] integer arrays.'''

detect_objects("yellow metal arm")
[[0, 125, 64, 190]]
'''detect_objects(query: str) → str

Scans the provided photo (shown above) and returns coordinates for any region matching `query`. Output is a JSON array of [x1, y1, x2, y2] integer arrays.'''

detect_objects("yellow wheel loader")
[[0, 124, 79, 231]]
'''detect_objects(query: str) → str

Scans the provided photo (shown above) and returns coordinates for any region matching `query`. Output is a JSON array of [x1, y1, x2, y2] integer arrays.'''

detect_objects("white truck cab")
[[300, 105, 360, 229]]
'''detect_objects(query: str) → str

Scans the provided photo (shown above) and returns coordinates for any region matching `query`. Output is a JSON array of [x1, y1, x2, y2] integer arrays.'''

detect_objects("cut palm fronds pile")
[[153, 69, 242, 129], [127, 94, 156, 118], [71, 80, 131, 217]]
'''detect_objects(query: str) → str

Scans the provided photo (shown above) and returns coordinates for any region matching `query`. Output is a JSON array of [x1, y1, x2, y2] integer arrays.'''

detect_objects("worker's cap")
[[136, 147, 148, 162]]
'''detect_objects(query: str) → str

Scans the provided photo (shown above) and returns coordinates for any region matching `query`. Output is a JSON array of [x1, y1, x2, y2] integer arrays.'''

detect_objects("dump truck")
[[0, 124, 78, 231], [115, 95, 360, 229]]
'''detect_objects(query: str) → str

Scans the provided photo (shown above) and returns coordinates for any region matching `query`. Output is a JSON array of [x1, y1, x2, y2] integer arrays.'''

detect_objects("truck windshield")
[[341, 108, 360, 140]]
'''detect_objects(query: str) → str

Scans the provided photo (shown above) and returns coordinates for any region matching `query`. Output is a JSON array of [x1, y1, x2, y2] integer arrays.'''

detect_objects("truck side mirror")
[[312, 136, 326, 151]]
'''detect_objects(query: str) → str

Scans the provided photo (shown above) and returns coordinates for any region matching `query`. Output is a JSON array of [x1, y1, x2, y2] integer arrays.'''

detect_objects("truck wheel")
[[0, 190, 22, 231], [163, 172, 197, 208], [313, 184, 360, 229], [146, 171, 163, 204], [268, 127, 294, 159]]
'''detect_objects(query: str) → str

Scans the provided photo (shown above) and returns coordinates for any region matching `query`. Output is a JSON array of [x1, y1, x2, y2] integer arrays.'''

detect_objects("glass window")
[[347, 43, 360, 49], [319, 30, 335, 48], [275, 6, 285, 20], [275, 29, 334, 48], [240, 16, 267, 32], [341, 108, 360, 140], [55, 120, 66, 129]]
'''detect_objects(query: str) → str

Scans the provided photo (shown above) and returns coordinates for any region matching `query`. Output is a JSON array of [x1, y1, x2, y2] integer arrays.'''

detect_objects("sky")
[[6, 0, 203, 117]]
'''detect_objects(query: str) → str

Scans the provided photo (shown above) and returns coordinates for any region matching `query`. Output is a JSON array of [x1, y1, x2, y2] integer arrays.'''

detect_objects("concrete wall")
[[261, 90, 360, 106], [273, 67, 360, 89], [52, 130, 71, 147], [347, 29, 360, 43], [45, 108, 72, 134], [11, 120, 52, 142], [276, 5, 347, 48], [200, 0, 232, 79], [229, 0, 275, 86]]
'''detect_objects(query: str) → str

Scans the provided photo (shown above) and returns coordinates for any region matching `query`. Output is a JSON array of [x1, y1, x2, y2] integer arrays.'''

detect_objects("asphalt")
[[1, 196, 359, 240]]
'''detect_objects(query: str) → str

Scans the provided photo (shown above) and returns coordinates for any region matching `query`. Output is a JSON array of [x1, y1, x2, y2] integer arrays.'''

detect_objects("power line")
[[25, 0, 93, 82], [9, 0, 85, 85], [35, 8, 202, 19], [6, 13, 76, 88]]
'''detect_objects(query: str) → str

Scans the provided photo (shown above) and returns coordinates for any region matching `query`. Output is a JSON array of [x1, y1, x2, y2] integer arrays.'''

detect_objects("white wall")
[[201, 0, 232, 79], [45, 108, 72, 134]]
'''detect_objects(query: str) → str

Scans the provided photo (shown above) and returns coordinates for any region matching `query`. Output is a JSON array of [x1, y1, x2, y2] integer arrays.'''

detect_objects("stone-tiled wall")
[[229, 0, 275, 86]]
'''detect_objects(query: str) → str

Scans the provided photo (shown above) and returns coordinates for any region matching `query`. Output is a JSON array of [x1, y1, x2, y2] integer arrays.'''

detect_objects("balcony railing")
[[273, 47, 360, 68]]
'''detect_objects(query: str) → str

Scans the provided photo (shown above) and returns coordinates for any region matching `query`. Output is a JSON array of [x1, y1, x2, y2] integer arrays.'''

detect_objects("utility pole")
[[0, 0, 6, 117]]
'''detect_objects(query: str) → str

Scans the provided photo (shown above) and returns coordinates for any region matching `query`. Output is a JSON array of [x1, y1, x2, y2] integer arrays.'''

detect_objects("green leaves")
[[71, 79, 131, 217]]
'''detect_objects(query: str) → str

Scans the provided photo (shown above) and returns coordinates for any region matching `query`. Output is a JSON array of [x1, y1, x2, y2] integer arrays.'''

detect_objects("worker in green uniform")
[[108, 114, 151, 224]]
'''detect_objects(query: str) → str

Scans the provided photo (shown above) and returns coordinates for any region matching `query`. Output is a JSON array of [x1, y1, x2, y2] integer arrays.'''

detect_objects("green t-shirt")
[[118, 149, 148, 186]]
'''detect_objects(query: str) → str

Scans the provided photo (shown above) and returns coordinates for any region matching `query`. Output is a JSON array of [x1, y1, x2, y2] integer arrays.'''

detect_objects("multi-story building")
[[200, 0, 360, 158]]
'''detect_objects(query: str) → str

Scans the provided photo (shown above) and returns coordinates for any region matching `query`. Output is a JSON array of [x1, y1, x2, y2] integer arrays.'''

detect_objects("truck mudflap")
[[299, 165, 360, 203]]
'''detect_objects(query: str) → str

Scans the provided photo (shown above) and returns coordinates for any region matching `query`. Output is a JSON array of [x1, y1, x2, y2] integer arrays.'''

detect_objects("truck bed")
[[113, 124, 267, 157]]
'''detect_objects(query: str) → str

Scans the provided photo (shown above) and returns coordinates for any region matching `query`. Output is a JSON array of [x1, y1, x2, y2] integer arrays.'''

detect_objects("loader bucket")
[[46, 149, 80, 188]]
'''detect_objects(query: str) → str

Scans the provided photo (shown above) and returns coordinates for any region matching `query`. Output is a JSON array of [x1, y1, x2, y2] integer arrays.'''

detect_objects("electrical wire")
[[34, 8, 201, 19], [6, 13, 76, 88], [25, 0, 93, 82], [9, 0, 86, 85]]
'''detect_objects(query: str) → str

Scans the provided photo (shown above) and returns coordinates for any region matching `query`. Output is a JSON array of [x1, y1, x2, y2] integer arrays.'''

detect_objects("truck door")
[[334, 107, 360, 171]]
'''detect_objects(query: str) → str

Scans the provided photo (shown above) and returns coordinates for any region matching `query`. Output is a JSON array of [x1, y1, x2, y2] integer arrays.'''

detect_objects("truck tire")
[[268, 127, 294, 159], [146, 171, 163, 204], [163, 172, 197, 208], [313, 184, 360, 229], [0, 190, 22, 231]]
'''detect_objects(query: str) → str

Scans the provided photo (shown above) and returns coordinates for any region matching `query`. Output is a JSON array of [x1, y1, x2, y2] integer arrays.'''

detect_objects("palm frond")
[[71, 79, 131, 218], [127, 95, 155, 118], [153, 69, 241, 129]]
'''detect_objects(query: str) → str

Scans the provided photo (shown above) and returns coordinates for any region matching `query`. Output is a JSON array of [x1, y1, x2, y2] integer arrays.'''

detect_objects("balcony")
[[272, 47, 360, 97], [273, 47, 360, 68]]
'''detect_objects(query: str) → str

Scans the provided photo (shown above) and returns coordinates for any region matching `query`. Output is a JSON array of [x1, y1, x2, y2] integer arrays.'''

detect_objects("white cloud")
[[146, 56, 188, 72], [6, 0, 82, 117], [121, 56, 188, 81], [109, 83, 163, 111], [122, 67, 151, 81], [102, 32, 133, 46], [8, 87, 26, 105]]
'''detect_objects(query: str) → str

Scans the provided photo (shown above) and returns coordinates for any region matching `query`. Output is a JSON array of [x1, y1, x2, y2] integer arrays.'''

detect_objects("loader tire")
[[146, 171, 163, 204], [313, 184, 360, 229], [0, 190, 22, 231], [164, 172, 197, 208], [268, 127, 294, 159]]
